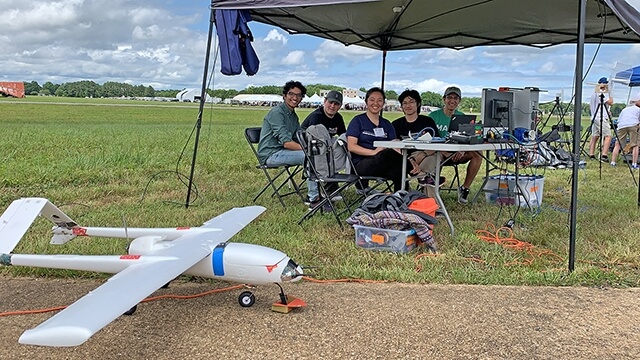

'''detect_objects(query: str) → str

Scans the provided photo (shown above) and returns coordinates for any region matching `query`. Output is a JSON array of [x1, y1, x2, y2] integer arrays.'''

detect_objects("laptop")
[[449, 114, 477, 132]]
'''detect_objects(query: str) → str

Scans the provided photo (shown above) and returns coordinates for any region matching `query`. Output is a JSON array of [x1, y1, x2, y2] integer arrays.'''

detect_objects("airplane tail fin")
[[0, 198, 77, 253]]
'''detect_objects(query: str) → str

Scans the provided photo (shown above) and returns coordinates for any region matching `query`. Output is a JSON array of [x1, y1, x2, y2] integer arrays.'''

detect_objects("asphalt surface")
[[1, 276, 639, 359]]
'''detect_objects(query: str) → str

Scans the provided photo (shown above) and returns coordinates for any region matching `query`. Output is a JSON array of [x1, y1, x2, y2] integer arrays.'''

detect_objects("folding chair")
[[334, 136, 393, 196], [244, 127, 304, 207], [440, 161, 462, 193], [296, 130, 361, 228]]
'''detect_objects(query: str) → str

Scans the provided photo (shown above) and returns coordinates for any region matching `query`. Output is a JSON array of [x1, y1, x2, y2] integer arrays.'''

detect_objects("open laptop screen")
[[449, 114, 477, 132]]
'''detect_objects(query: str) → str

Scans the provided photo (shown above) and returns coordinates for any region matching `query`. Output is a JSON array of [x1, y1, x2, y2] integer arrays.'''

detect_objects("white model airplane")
[[0, 197, 304, 347]]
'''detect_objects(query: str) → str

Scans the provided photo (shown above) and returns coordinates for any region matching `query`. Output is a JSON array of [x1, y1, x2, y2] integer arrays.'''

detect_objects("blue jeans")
[[266, 149, 319, 201]]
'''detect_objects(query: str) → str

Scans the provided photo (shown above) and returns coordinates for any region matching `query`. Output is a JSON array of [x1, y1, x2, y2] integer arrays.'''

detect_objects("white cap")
[[629, 91, 640, 104]]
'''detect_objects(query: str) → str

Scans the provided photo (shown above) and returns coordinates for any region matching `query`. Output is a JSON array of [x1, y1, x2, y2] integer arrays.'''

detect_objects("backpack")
[[305, 125, 336, 178], [359, 190, 438, 225]]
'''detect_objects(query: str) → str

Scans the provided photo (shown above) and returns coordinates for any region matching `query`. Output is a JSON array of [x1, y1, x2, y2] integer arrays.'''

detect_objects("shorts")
[[591, 119, 612, 138], [617, 125, 640, 147]]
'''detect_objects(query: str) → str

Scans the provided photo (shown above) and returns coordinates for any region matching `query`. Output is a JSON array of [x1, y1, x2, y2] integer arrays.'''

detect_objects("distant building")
[[176, 89, 210, 102], [343, 88, 365, 99], [0, 82, 25, 98]]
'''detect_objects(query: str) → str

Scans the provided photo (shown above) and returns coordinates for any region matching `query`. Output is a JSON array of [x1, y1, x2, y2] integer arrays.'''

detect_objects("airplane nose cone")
[[280, 259, 304, 282]]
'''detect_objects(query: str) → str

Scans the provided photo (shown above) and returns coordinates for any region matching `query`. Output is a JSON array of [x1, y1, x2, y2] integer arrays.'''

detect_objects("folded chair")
[[296, 129, 361, 228], [244, 127, 304, 207]]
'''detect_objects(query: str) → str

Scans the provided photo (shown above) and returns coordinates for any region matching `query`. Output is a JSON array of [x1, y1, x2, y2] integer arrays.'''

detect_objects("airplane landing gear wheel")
[[238, 291, 255, 307], [123, 305, 137, 316]]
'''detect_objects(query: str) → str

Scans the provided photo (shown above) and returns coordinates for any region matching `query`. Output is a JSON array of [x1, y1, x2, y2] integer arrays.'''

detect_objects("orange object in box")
[[407, 198, 439, 218], [354, 225, 418, 253]]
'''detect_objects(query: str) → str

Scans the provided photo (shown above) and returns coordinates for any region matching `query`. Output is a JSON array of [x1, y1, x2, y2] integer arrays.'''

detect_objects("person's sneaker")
[[418, 175, 447, 188], [632, 164, 640, 170], [458, 186, 470, 204], [330, 195, 343, 202], [589, 155, 596, 160], [308, 198, 333, 212], [304, 196, 317, 206], [611, 162, 617, 167], [308, 198, 322, 210], [600, 155, 609, 163]]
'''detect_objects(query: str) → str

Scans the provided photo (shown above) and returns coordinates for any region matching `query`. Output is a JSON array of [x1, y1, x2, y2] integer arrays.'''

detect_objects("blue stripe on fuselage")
[[212, 244, 225, 276]]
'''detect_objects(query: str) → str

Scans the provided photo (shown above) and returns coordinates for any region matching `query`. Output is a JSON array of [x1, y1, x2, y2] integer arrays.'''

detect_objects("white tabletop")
[[373, 140, 511, 152]]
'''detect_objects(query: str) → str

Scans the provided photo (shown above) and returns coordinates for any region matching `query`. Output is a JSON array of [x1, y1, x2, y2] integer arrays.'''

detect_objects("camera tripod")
[[580, 93, 611, 179], [537, 96, 573, 150]]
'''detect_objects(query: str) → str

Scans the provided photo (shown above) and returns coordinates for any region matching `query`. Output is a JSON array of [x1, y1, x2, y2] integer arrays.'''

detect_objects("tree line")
[[21, 80, 622, 117]]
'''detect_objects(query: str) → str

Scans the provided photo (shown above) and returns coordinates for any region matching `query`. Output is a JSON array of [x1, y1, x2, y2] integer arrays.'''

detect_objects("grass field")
[[1, 96, 639, 287]]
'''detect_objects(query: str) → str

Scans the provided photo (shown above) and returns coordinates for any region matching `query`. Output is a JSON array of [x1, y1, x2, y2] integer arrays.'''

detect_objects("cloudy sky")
[[2, 0, 640, 102]]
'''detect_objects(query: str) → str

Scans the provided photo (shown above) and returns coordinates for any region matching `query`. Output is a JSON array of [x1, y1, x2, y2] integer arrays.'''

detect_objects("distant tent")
[[308, 93, 323, 104], [613, 65, 640, 87], [0, 82, 25, 98], [232, 94, 283, 103], [342, 96, 365, 105]]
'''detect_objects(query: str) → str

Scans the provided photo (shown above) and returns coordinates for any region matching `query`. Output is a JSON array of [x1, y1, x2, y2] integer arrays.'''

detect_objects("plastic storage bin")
[[483, 174, 545, 208], [353, 225, 418, 253]]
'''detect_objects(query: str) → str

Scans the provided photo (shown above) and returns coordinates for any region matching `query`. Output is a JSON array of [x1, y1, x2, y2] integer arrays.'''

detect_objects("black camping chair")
[[334, 136, 393, 197], [244, 127, 304, 207], [440, 161, 462, 193], [296, 130, 362, 228]]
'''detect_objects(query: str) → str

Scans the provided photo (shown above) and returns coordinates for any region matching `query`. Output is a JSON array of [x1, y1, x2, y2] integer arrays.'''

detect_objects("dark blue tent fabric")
[[615, 65, 640, 87], [215, 9, 260, 76]]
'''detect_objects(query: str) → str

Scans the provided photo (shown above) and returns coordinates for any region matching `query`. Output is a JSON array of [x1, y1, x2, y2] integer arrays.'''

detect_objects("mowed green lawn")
[[1, 97, 639, 286]]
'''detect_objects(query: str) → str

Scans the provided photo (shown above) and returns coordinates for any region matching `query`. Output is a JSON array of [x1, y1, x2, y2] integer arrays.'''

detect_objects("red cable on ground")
[[0, 284, 245, 317], [475, 223, 564, 266]]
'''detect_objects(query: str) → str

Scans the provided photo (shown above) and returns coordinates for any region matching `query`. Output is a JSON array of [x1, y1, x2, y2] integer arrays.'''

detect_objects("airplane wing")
[[19, 206, 266, 347], [0, 198, 76, 251], [201, 205, 265, 228]]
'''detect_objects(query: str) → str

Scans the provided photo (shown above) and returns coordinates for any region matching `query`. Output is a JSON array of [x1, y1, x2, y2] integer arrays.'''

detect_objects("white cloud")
[[313, 40, 378, 65], [263, 29, 287, 45], [539, 61, 557, 73], [282, 50, 305, 65]]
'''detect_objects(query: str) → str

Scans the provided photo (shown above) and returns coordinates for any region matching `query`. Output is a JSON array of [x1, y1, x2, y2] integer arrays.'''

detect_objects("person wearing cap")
[[588, 77, 614, 162], [610, 92, 640, 169], [427, 86, 483, 204], [301, 90, 346, 137]]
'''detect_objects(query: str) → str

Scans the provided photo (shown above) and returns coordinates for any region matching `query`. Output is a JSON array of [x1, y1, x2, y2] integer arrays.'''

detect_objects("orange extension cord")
[[0, 284, 244, 317], [475, 223, 564, 266]]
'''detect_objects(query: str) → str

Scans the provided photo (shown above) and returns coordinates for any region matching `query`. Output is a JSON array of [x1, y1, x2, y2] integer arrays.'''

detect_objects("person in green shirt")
[[257, 80, 319, 206], [428, 86, 482, 204]]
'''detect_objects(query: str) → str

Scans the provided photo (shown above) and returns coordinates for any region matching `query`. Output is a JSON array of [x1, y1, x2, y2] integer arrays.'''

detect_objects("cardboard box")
[[354, 225, 418, 253]]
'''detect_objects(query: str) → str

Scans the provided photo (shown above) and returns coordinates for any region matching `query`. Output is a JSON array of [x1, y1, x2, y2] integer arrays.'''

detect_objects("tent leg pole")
[[185, 6, 215, 208], [569, 0, 587, 272], [380, 50, 387, 91]]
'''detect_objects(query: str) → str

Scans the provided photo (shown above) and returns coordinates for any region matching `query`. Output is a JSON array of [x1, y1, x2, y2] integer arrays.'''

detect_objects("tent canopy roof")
[[614, 65, 640, 87], [212, 0, 640, 51]]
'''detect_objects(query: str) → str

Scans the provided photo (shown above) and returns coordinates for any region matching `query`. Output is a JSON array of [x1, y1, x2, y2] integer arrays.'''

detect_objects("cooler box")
[[483, 174, 545, 208], [353, 225, 418, 253]]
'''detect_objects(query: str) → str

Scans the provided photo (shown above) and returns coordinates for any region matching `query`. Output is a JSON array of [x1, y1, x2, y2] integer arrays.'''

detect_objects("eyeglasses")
[[445, 95, 460, 101], [287, 92, 303, 99], [402, 99, 417, 106]]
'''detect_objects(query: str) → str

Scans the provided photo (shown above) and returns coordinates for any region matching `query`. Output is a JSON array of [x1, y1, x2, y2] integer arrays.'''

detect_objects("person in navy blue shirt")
[[346, 87, 405, 191]]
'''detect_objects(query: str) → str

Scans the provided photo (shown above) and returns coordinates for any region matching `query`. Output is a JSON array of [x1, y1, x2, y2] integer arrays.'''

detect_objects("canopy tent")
[[342, 96, 365, 105], [613, 65, 640, 87], [206, 0, 640, 271], [211, 0, 640, 50], [308, 93, 324, 103]]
